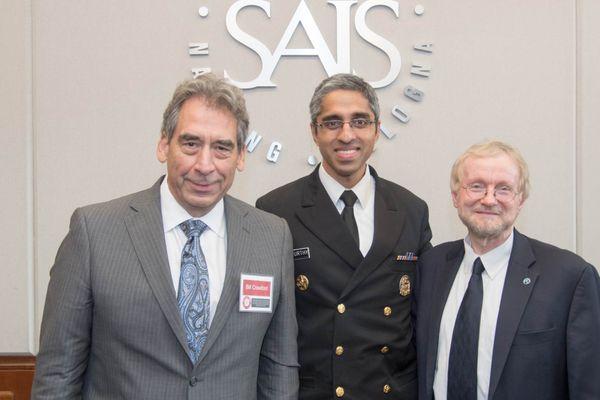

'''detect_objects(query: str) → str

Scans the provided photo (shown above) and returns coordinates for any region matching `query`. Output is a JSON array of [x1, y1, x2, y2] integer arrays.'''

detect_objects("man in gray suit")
[[31, 74, 299, 399]]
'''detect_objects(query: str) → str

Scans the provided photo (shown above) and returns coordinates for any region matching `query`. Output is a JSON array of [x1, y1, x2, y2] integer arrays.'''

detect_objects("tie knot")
[[472, 257, 485, 276], [180, 219, 208, 238], [340, 190, 358, 207]]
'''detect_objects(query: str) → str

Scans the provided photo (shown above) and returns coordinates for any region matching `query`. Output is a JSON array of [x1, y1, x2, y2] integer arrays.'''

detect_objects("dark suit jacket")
[[416, 229, 600, 400], [32, 178, 299, 400], [256, 166, 432, 400]]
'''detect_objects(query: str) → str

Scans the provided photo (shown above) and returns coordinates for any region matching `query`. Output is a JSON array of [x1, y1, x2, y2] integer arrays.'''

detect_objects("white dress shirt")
[[433, 231, 514, 400], [319, 164, 375, 256], [160, 179, 227, 327]]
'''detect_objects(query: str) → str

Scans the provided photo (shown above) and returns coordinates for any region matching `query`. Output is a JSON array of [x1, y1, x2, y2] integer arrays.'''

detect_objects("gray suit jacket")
[[32, 178, 299, 400]]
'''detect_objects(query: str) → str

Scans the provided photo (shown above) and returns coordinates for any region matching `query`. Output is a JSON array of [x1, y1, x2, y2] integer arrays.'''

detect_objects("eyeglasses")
[[462, 183, 519, 201], [314, 118, 376, 131]]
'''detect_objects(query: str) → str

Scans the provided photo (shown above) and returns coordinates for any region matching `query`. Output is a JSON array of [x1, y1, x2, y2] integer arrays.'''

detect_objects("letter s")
[[224, 0, 276, 88], [355, 0, 401, 88]]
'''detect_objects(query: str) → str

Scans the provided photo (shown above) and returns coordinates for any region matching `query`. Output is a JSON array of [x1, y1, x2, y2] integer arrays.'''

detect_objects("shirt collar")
[[463, 230, 514, 280], [160, 177, 225, 238], [318, 164, 372, 208]]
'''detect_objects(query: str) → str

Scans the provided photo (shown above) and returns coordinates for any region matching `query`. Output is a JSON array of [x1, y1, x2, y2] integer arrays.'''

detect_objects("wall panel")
[[0, 0, 33, 353], [0, 0, 597, 352]]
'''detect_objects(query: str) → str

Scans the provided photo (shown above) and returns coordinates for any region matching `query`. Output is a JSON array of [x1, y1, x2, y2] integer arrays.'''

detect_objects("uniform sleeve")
[[31, 208, 93, 400], [413, 203, 432, 357], [567, 263, 600, 399], [418, 202, 433, 256], [257, 219, 300, 400], [255, 196, 270, 213]]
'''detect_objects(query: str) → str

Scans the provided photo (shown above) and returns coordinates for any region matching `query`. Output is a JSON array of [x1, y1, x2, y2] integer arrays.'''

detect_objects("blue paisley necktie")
[[178, 219, 210, 363]]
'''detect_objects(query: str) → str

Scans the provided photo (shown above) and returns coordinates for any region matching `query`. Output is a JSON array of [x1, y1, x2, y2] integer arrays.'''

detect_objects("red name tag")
[[243, 280, 272, 296], [240, 274, 274, 313]]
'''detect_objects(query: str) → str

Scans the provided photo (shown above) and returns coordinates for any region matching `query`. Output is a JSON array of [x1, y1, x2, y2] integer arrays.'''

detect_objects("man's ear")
[[236, 146, 246, 172], [517, 194, 526, 211], [451, 189, 459, 208], [157, 136, 169, 163], [310, 123, 318, 144]]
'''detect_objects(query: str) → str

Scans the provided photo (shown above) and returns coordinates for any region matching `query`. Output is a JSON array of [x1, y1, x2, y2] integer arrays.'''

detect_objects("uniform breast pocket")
[[389, 259, 418, 272], [388, 249, 419, 274], [386, 260, 416, 298], [385, 249, 416, 286]]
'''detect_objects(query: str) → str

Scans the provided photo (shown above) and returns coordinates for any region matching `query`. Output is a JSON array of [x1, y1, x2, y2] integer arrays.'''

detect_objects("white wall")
[[0, 0, 33, 351], [578, 0, 600, 261], [1, 0, 598, 353]]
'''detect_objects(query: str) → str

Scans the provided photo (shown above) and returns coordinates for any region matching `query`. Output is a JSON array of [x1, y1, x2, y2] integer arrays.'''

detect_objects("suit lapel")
[[488, 230, 537, 399], [424, 241, 464, 399], [295, 167, 364, 269], [195, 196, 250, 365], [124, 178, 190, 356], [339, 176, 405, 299]]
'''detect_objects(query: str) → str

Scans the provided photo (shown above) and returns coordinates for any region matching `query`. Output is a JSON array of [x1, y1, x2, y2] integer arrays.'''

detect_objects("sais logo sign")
[[189, 0, 433, 163], [224, 0, 401, 89]]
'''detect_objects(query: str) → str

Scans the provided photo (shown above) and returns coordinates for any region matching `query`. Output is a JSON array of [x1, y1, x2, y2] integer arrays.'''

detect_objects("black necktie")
[[340, 190, 359, 246], [448, 257, 485, 400]]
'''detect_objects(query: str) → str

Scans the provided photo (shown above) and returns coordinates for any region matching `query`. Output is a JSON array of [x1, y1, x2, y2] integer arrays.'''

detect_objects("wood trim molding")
[[0, 354, 36, 400]]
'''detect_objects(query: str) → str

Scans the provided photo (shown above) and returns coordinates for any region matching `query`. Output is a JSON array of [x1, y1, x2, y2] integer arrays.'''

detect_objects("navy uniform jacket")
[[416, 229, 600, 400], [257, 166, 432, 400]]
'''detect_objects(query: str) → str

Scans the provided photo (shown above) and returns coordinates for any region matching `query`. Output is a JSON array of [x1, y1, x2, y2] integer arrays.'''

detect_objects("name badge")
[[293, 247, 310, 260], [239, 274, 273, 313]]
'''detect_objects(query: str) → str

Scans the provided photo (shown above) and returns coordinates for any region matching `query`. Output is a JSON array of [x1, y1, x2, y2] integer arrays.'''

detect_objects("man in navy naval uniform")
[[257, 73, 432, 399]]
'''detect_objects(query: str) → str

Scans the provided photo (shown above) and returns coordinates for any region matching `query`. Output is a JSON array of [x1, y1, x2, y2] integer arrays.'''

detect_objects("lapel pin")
[[522, 277, 531, 285]]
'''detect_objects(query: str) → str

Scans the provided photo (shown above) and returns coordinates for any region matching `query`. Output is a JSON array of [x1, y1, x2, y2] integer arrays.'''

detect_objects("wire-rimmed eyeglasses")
[[462, 183, 520, 201]]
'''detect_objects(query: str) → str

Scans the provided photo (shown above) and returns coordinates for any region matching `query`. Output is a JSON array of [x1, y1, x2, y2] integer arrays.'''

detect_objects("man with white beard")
[[416, 140, 600, 400]]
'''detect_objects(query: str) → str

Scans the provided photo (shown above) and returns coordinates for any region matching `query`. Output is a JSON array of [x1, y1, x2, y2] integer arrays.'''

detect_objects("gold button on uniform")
[[383, 306, 392, 316], [380, 345, 389, 354], [295, 274, 309, 291], [337, 303, 346, 314], [335, 346, 344, 355], [383, 384, 391, 394], [336, 386, 345, 397]]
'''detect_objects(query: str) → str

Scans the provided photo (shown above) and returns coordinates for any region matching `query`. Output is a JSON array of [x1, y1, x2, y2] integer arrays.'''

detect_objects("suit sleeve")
[[567, 263, 600, 399], [31, 208, 93, 400], [257, 219, 300, 400]]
